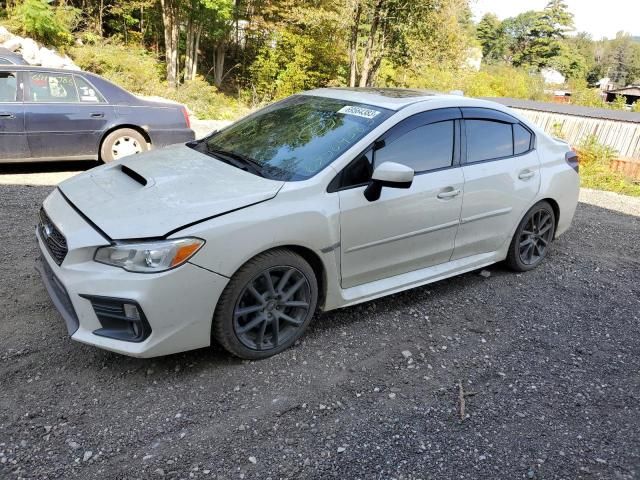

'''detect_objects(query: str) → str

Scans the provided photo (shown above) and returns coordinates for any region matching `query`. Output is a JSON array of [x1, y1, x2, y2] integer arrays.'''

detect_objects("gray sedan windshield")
[[202, 95, 392, 181]]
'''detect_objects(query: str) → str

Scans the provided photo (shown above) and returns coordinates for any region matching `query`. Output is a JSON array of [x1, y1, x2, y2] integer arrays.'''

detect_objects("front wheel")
[[212, 249, 318, 360], [506, 201, 556, 272], [100, 128, 148, 163]]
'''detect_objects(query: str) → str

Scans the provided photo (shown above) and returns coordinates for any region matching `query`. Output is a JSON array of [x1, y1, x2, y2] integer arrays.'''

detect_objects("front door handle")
[[518, 170, 535, 180], [90, 112, 104, 118], [437, 188, 461, 199], [0, 112, 15, 119]]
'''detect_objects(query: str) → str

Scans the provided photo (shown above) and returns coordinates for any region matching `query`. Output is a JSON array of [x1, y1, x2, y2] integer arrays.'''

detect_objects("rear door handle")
[[0, 112, 15, 119], [437, 188, 461, 199], [90, 112, 104, 118], [518, 170, 535, 180]]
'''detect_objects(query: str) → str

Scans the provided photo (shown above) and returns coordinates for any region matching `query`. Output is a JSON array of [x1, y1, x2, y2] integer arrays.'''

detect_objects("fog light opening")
[[123, 303, 141, 321]]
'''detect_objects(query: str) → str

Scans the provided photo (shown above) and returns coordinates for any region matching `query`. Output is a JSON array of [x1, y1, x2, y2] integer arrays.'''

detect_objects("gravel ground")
[[0, 186, 639, 480]]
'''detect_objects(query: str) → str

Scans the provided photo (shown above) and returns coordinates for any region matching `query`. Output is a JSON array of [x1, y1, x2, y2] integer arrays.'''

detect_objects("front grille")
[[39, 208, 68, 265]]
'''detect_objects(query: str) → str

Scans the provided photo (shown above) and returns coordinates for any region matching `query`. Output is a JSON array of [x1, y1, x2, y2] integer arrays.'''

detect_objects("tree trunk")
[[358, 0, 383, 87], [191, 26, 201, 80], [160, 0, 179, 87], [213, 41, 226, 87], [184, 15, 193, 80], [349, 1, 361, 88]]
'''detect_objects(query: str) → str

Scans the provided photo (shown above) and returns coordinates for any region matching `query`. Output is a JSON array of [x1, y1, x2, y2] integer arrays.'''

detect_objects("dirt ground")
[[0, 184, 639, 480]]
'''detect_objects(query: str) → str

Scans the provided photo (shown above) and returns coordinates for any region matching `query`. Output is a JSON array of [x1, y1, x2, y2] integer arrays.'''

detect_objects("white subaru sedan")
[[36, 88, 580, 359]]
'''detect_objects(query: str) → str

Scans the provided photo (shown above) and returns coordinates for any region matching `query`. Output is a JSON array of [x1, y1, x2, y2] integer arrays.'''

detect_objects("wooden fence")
[[512, 108, 640, 160]]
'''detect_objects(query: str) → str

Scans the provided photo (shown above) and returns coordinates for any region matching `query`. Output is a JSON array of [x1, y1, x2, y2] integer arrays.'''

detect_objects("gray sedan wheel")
[[100, 128, 148, 163], [212, 249, 318, 360]]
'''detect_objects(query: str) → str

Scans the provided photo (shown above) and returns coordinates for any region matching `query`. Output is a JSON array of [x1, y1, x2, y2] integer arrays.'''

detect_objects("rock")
[[337, 447, 346, 453], [20, 440, 27, 447], [68, 441, 80, 450], [248, 456, 257, 464], [143, 455, 153, 461], [21, 38, 40, 64], [154, 468, 165, 476], [2, 36, 23, 52], [479, 269, 491, 278], [0, 26, 12, 43], [401, 350, 412, 359], [83, 451, 92, 462], [388, 393, 396, 399]]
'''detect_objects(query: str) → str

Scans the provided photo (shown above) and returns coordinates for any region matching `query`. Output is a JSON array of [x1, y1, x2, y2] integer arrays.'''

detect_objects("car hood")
[[58, 144, 284, 240]]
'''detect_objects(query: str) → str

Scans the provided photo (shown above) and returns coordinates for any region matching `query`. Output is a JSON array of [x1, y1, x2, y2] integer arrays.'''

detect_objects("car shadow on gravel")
[[0, 160, 98, 175]]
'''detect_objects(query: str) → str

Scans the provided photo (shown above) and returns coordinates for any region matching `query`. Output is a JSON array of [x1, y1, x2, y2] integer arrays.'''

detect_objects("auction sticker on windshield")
[[337, 105, 381, 119]]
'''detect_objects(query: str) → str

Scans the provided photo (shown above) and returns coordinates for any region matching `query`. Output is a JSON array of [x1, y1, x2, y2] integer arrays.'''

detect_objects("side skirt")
[[330, 251, 500, 310]]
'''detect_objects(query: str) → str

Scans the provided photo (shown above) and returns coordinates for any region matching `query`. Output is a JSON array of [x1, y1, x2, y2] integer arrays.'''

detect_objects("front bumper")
[[35, 189, 229, 358]]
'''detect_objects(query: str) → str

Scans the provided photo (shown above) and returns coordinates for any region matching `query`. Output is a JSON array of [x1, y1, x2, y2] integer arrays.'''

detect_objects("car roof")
[[0, 64, 81, 73], [303, 87, 473, 111]]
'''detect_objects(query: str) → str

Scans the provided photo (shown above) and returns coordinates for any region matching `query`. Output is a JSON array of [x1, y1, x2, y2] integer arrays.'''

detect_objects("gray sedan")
[[0, 65, 194, 163]]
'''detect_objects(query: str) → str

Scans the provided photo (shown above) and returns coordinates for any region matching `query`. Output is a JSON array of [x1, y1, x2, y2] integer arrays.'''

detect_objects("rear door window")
[[74, 75, 105, 103], [0, 71, 18, 102], [465, 120, 513, 162], [26, 72, 79, 103]]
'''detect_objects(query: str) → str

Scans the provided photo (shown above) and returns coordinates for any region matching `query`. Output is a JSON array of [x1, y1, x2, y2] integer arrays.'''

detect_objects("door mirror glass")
[[364, 161, 414, 202]]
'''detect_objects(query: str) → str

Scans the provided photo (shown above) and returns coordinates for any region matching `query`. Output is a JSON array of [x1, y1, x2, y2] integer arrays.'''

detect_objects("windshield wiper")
[[206, 145, 265, 177]]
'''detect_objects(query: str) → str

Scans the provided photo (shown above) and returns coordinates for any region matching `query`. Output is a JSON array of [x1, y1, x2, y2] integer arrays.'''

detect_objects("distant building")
[[541, 68, 566, 85], [605, 86, 640, 106]]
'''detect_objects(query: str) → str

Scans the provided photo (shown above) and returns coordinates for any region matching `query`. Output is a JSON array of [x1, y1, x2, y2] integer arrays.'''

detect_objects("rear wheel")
[[506, 201, 556, 272], [212, 249, 318, 360], [100, 128, 148, 163]]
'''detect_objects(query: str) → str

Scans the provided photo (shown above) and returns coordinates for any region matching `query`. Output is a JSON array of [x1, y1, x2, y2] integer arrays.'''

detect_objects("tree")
[[476, 13, 506, 62]]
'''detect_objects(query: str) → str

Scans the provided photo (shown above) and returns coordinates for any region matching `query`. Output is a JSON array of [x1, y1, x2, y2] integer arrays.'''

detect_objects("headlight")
[[94, 238, 204, 273]]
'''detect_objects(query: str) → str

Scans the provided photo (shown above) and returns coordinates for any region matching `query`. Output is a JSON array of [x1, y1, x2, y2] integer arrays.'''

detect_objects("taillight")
[[181, 106, 191, 129], [565, 149, 579, 173]]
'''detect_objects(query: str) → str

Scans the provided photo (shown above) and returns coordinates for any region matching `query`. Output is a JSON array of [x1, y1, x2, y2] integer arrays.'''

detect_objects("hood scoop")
[[120, 164, 147, 186]]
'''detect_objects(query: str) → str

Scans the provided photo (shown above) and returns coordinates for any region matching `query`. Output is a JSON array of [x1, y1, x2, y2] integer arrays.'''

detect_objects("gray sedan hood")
[[59, 144, 284, 240]]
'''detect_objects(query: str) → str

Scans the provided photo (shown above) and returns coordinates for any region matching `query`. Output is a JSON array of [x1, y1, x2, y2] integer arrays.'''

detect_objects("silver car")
[[35, 88, 580, 359]]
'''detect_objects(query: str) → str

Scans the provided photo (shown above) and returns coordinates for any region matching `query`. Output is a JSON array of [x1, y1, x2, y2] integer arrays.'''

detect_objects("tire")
[[506, 201, 556, 272], [100, 128, 148, 163], [212, 249, 318, 360]]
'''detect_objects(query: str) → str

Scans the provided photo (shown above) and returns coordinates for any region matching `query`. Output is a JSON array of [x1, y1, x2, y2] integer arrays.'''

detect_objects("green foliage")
[[476, 13, 506, 62], [382, 64, 545, 100], [70, 43, 165, 95], [249, 3, 346, 101], [12, 0, 79, 47], [576, 135, 640, 197]]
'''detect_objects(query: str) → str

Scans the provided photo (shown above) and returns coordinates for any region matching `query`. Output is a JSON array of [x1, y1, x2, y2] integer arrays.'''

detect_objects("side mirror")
[[364, 162, 414, 202]]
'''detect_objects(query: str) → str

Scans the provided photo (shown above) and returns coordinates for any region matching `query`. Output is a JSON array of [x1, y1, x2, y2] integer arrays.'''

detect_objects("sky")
[[470, 0, 639, 40]]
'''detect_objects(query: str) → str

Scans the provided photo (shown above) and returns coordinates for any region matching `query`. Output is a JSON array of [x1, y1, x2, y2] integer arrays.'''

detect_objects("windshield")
[[197, 95, 392, 181]]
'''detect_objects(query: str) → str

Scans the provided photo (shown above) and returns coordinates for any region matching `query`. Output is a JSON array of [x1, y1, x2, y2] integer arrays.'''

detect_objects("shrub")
[[12, 0, 78, 47], [69, 42, 248, 119], [576, 135, 640, 197]]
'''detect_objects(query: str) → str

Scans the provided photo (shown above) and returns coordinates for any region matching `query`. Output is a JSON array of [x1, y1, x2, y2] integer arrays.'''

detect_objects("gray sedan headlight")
[[95, 238, 204, 273]]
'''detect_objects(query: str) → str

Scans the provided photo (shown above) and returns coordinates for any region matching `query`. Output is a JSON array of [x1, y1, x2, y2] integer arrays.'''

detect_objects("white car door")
[[333, 108, 465, 289], [452, 108, 540, 260]]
